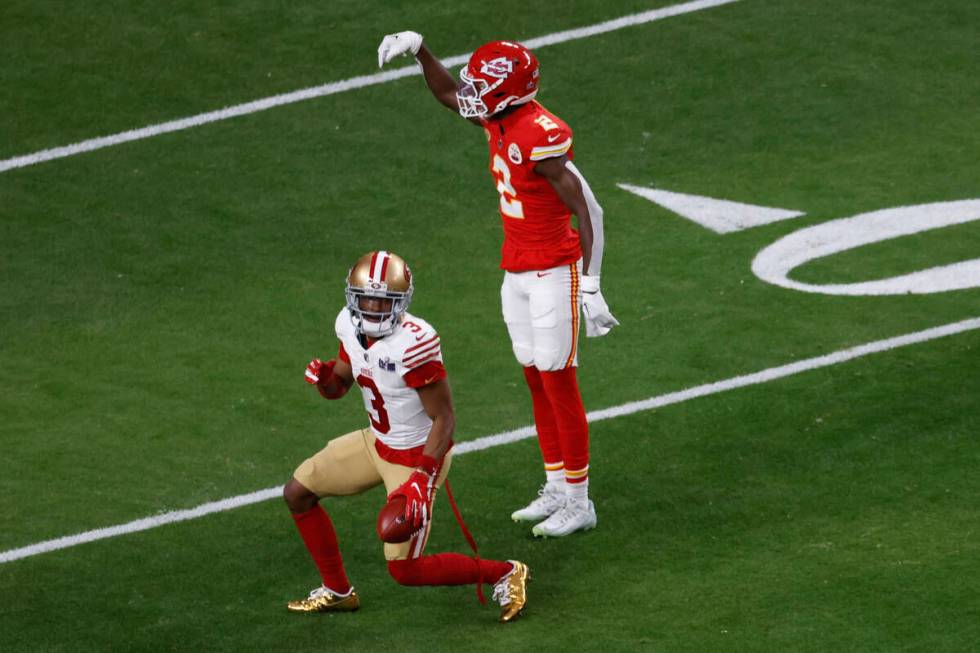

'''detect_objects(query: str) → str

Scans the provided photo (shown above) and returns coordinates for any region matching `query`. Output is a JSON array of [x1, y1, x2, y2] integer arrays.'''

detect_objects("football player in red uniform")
[[284, 250, 529, 622], [378, 33, 618, 537]]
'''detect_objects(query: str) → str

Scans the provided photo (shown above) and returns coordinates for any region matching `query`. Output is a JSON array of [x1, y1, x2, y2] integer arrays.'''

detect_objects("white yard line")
[[0, 0, 741, 174], [3, 316, 978, 565]]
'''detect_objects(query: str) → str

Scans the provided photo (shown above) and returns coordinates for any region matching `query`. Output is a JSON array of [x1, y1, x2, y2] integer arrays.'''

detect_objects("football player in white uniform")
[[283, 250, 529, 623]]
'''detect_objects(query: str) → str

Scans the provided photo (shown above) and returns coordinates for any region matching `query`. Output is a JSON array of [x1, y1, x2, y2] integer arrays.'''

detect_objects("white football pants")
[[500, 259, 582, 371]]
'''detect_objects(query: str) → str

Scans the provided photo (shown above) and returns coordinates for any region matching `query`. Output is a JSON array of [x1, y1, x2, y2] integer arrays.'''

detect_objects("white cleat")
[[531, 497, 597, 537], [511, 484, 566, 522]]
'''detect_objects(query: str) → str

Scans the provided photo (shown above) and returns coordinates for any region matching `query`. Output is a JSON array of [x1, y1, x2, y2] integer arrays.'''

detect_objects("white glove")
[[581, 275, 619, 337], [377, 31, 423, 68]]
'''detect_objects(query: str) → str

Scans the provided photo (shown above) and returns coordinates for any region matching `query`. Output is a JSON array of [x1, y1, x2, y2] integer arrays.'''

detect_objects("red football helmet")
[[457, 40, 539, 119]]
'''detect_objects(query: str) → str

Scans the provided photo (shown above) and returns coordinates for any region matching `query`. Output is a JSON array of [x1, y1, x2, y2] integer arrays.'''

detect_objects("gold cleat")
[[492, 561, 530, 623], [286, 585, 360, 613]]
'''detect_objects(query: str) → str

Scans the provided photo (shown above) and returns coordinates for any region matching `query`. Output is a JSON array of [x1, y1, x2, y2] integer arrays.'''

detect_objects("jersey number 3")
[[492, 154, 525, 219], [357, 374, 391, 434]]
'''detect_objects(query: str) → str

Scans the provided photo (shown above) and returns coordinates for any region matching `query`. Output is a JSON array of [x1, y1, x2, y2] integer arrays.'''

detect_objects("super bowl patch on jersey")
[[508, 142, 523, 165], [378, 356, 396, 372]]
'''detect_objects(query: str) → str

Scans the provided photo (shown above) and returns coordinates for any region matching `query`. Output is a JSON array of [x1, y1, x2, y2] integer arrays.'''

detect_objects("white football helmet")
[[345, 250, 413, 338]]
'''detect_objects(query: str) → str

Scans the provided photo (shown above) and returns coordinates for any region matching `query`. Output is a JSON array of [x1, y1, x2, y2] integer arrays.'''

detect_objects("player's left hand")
[[388, 461, 437, 530], [377, 31, 423, 68], [581, 275, 620, 337]]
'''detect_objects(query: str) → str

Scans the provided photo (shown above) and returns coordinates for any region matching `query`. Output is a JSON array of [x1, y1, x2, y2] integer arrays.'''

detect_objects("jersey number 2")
[[357, 375, 391, 434], [492, 154, 525, 219]]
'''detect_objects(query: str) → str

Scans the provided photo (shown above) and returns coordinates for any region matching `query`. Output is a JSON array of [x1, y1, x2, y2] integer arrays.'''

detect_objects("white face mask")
[[456, 70, 491, 118], [456, 64, 538, 119]]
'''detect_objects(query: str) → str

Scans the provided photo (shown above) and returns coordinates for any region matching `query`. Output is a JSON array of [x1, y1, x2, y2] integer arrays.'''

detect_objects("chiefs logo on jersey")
[[480, 57, 514, 79], [508, 142, 523, 164]]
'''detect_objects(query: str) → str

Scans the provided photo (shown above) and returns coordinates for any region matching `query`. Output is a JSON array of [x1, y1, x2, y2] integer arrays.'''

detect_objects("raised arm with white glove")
[[377, 31, 423, 68]]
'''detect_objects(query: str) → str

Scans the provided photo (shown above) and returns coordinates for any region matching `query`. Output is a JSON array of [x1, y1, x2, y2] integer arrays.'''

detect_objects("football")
[[377, 495, 415, 543]]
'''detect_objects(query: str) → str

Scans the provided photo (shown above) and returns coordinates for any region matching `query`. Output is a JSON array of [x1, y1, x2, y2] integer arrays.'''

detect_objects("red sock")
[[291, 505, 352, 594], [540, 367, 590, 483], [387, 554, 513, 586], [523, 366, 563, 468]]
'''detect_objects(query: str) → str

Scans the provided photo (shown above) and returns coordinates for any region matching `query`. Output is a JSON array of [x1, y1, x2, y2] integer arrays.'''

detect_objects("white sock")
[[566, 479, 589, 501], [545, 467, 565, 486]]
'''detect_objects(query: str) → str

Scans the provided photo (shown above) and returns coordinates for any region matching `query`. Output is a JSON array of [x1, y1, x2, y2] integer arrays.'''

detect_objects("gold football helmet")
[[346, 250, 413, 337]]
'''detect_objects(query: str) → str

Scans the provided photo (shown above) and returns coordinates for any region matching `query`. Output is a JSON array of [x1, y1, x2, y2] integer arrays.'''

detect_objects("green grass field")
[[2, 1, 979, 650]]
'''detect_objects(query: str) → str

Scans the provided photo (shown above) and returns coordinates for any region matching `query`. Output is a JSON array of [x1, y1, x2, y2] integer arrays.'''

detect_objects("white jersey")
[[335, 308, 443, 450]]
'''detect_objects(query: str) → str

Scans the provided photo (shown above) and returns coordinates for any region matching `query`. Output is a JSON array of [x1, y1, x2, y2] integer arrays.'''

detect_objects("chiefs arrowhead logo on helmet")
[[457, 40, 539, 119], [480, 56, 515, 78]]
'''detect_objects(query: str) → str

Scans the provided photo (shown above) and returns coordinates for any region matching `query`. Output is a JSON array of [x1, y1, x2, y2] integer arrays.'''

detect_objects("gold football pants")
[[293, 427, 452, 560]]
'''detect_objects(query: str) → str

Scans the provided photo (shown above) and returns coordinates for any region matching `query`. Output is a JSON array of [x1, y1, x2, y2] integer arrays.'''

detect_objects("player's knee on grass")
[[283, 478, 319, 514]]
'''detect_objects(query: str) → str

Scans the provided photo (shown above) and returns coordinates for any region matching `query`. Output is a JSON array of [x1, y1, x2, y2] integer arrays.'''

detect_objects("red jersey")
[[482, 101, 582, 272]]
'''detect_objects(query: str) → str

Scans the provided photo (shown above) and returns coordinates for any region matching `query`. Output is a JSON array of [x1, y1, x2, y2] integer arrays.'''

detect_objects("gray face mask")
[[346, 288, 412, 338]]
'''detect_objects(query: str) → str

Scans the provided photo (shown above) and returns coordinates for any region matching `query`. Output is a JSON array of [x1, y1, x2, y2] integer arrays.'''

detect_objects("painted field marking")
[[0, 0, 741, 174], [622, 187, 980, 295], [2, 315, 978, 565], [753, 199, 980, 295], [617, 184, 806, 233]]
